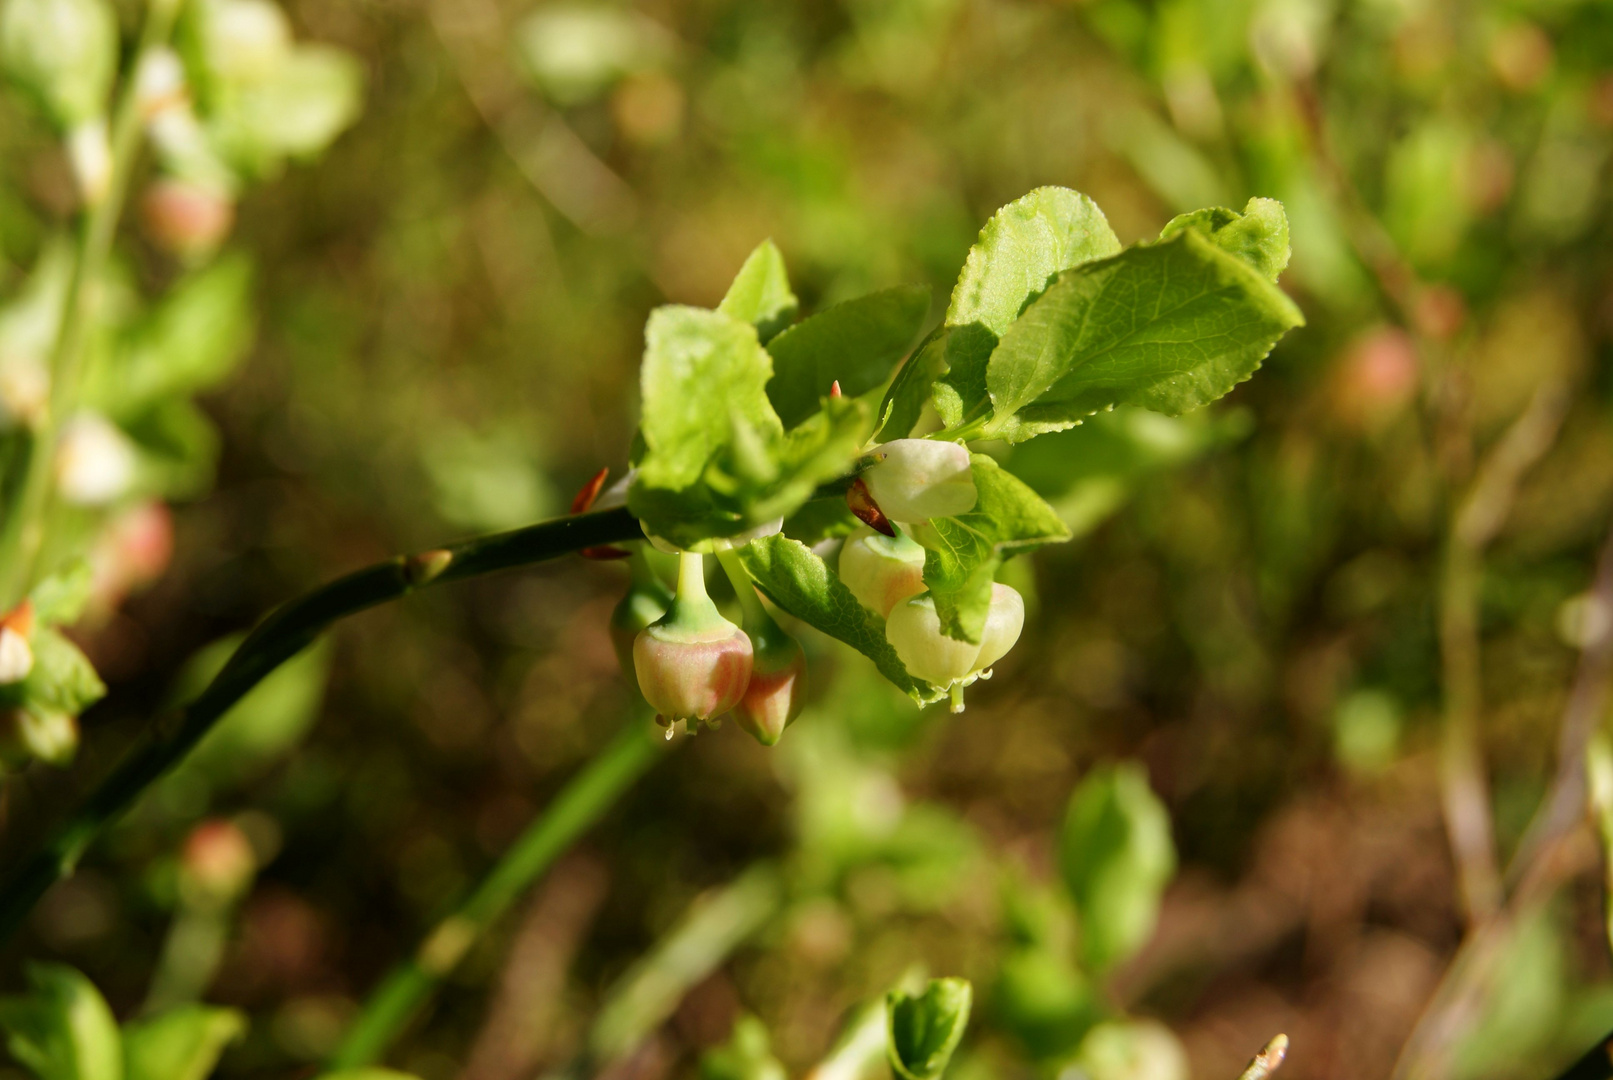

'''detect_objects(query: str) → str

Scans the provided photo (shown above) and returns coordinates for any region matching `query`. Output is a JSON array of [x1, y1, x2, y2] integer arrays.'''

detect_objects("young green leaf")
[[766, 284, 930, 428], [699, 1015, 786, 1080], [994, 947, 1098, 1060], [1160, 197, 1291, 282], [980, 229, 1304, 443], [885, 977, 972, 1080], [1060, 763, 1176, 972], [907, 455, 1068, 644], [877, 324, 948, 441], [87, 257, 255, 421], [736, 535, 936, 704], [21, 629, 106, 718], [718, 240, 798, 344], [635, 306, 782, 491], [122, 1006, 245, 1080], [29, 561, 94, 628], [948, 188, 1122, 335], [931, 188, 1122, 431], [0, 963, 123, 1080]]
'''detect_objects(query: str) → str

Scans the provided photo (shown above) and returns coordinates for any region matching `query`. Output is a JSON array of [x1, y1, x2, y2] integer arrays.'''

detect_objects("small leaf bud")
[[838, 526, 926, 618], [860, 439, 976, 523]]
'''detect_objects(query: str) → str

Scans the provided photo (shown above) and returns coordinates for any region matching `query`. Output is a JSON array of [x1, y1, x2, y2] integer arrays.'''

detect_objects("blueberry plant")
[[0, 1, 1328, 1075]]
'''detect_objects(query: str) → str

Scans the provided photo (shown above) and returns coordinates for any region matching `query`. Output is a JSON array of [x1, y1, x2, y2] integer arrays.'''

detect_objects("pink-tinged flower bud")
[[886, 594, 982, 690], [634, 553, 753, 726], [734, 630, 805, 746], [860, 439, 976, 523], [180, 819, 257, 907], [971, 584, 1025, 675], [141, 178, 235, 260], [838, 527, 926, 617]]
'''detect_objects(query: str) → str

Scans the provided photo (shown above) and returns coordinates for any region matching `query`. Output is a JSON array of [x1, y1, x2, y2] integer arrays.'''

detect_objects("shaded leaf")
[[29, 562, 94, 628], [0, 963, 121, 1080], [766, 284, 930, 428]]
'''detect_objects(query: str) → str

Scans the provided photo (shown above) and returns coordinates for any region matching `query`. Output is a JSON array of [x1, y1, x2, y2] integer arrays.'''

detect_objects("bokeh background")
[[5, 0, 1613, 1078]]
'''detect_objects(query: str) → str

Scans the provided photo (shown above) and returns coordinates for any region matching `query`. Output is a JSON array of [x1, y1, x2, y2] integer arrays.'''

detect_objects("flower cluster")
[[627, 549, 806, 745]]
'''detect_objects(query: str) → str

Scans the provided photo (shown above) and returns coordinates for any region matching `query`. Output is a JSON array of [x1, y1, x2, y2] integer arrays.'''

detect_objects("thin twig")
[[458, 853, 611, 1080], [1237, 1035, 1289, 1080], [1506, 525, 1613, 886], [328, 723, 660, 1071], [0, 505, 644, 939], [1438, 379, 1572, 925]]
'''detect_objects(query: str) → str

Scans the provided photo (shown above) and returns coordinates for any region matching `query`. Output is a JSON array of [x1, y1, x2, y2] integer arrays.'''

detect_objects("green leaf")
[[0, 963, 122, 1080], [885, 978, 972, 1080], [1159, 197, 1291, 282], [981, 229, 1304, 443], [736, 535, 934, 704], [932, 188, 1121, 431], [765, 284, 930, 428], [122, 1006, 245, 1080], [0, 0, 118, 128], [947, 187, 1122, 336], [877, 324, 948, 441], [90, 258, 255, 421], [1059, 763, 1176, 972], [635, 306, 782, 491], [164, 636, 331, 794], [30, 562, 94, 628], [908, 455, 1068, 644], [994, 947, 1098, 1060], [22, 629, 105, 719], [214, 45, 364, 174], [718, 240, 798, 344], [699, 1015, 786, 1080]]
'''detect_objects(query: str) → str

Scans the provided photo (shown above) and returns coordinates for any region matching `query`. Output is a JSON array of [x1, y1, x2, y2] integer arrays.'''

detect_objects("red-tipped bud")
[[634, 553, 754, 725], [830, 380, 842, 398], [838, 527, 926, 617], [180, 819, 257, 907], [0, 601, 34, 685], [734, 632, 805, 746]]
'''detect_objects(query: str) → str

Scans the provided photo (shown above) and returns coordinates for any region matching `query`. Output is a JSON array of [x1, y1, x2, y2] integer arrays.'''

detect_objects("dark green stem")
[[0, 506, 642, 939], [327, 716, 665, 1070]]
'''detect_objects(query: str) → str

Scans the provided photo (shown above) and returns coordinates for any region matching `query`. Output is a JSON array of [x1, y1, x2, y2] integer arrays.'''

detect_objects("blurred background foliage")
[[2, 0, 1613, 1078]]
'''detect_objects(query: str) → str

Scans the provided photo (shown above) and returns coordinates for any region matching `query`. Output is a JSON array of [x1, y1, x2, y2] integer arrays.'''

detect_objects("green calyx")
[[650, 552, 742, 643]]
